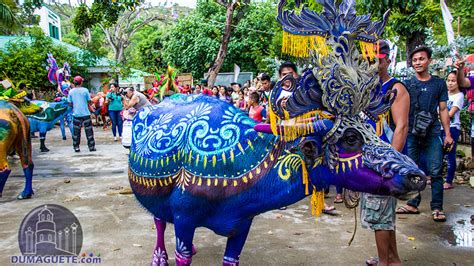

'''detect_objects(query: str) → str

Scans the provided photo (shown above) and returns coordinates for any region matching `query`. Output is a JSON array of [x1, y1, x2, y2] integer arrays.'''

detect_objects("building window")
[[48, 23, 59, 40]]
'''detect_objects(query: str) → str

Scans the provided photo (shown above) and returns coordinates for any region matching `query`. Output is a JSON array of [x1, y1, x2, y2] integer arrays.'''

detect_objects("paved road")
[[0, 127, 473, 265]]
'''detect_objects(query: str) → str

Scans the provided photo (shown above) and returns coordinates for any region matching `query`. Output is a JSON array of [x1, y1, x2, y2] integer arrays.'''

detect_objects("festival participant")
[[106, 83, 124, 142], [68, 76, 96, 152], [454, 57, 474, 168], [279, 62, 299, 93], [224, 87, 234, 104], [194, 84, 201, 95], [122, 87, 151, 112], [201, 80, 213, 96], [146, 81, 160, 104], [237, 90, 247, 112], [442, 71, 464, 189], [243, 86, 249, 103], [248, 92, 266, 122], [211, 86, 219, 98], [258, 73, 273, 107], [396, 46, 453, 222], [180, 84, 191, 94], [218, 86, 227, 101], [230, 82, 241, 103], [363, 40, 409, 266]]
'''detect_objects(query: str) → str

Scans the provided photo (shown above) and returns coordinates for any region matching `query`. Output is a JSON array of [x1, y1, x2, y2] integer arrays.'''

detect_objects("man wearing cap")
[[396, 46, 453, 222], [68, 76, 96, 152], [361, 40, 409, 266]]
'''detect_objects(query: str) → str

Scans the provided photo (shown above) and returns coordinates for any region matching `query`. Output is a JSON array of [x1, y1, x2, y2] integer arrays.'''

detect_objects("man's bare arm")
[[454, 59, 471, 88], [439, 101, 454, 147], [390, 83, 409, 152]]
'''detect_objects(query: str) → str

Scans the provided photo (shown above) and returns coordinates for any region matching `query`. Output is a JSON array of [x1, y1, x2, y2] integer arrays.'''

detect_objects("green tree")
[[126, 25, 168, 73], [205, 0, 251, 87], [0, 0, 42, 34], [0, 1, 18, 28], [359, 0, 441, 63], [162, 0, 281, 80], [72, 1, 165, 64], [0, 26, 90, 91]]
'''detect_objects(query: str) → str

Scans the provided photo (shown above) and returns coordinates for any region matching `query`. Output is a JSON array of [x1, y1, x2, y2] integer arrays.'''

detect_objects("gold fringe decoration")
[[375, 112, 389, 137], [301, 158, 309, 195], [268, 99, 333, 142], [311, 186, 325, 217], [360, 41, 380, 60], [282, 32, 328, 58]]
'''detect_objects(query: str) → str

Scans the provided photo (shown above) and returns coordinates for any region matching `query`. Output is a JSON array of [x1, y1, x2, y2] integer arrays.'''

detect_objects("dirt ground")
[[0, 127, 473, 265]]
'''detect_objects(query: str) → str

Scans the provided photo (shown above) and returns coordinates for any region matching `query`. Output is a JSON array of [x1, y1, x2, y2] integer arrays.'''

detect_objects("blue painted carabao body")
[[129, 94, 426, 265], [130, 95, 309, 231]]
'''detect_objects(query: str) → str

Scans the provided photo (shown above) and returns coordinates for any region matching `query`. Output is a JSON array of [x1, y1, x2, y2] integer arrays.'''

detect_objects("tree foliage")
[[0, 27, 90, 91], [72, 0, 142, 35], [161, 0, 282, 79], [0, 0, 42, 34]]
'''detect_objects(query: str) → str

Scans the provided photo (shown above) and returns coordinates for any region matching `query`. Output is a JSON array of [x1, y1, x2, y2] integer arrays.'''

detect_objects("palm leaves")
[[0, 2, 18, 27]]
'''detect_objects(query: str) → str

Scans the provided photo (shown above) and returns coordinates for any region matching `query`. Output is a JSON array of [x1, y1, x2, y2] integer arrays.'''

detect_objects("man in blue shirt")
[[396, 46, 453, 222], [68, 76, 96, 152]]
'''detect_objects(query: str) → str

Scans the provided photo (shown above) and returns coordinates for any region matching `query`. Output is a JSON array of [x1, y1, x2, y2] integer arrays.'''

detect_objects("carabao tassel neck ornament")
[[311, 186, 324, 218]]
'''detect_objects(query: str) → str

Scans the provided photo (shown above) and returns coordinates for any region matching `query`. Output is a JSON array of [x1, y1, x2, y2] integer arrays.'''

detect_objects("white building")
[[34, 5, 62, 41]]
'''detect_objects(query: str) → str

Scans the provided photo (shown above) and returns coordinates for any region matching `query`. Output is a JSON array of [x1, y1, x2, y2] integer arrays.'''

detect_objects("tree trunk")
[[405, 31, 426, 67], [206, 4, 236, 88]]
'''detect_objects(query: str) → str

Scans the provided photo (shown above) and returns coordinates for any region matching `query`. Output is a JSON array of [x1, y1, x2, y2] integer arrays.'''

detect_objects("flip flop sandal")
[[432, 211, 446, 222], [443, 183, 454, 190], [323, 206, 337, 216], [366, 257, 379, 265], [395, 206, 420, 214]]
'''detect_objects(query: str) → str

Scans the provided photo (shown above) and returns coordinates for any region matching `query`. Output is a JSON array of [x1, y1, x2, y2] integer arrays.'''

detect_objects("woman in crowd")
[[243, 87, 250, 103], [443, 71, 464, 189], [106, 83, 124, 141], [212, 86, 219, 98]]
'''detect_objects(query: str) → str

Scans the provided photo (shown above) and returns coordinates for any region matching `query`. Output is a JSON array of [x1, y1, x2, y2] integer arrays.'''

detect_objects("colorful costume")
[[129, 1, 427, 265]]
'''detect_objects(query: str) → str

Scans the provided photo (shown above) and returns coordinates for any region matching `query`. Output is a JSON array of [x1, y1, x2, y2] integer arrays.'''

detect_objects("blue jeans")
[[442, 127, 460, 184], [109, 110, 123, 137], [406, 133, 444, 211]]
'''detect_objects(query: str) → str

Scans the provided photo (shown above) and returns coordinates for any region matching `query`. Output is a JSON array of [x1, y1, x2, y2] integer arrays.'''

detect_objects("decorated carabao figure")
[[128, 1, 426, 265], [0, 95, 36, 200], [28, 100, 70, 152]]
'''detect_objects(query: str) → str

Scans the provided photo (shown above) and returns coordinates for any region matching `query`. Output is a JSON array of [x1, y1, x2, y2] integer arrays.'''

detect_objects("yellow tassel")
[[311, 186, 324, 217], [360, 41, 379, 60], [376, 112, 389, 137], [301, 158, 309, 195], [282, 32, 328, 58]]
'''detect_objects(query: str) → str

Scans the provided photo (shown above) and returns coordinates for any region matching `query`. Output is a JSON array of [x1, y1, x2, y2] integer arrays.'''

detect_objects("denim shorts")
[[360, 193, 396, 231]]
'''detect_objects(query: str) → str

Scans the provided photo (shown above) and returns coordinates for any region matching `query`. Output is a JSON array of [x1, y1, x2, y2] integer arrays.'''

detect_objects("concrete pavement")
[[0, 127, 473, 265]]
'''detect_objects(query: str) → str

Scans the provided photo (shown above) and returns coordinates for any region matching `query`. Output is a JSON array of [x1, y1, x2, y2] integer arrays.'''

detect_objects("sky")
[[52, 0, 197, 8], [147, 0, 197, 8]]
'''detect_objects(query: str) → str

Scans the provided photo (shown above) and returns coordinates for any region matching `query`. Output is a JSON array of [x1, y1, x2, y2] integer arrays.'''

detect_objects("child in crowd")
[[237, 91, 247, 112], [248, 92, 266, 122], [443, 71, 464, 189]]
